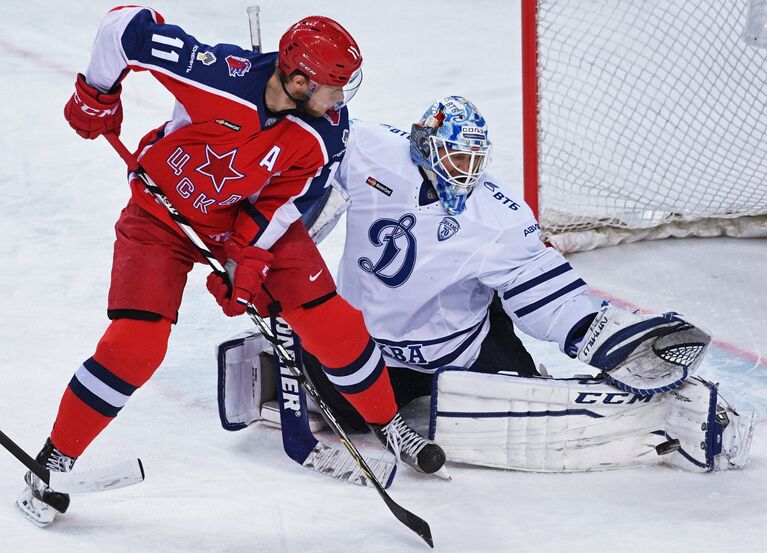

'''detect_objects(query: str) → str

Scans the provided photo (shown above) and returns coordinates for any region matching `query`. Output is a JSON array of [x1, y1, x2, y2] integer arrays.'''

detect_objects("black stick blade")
[[383, 492, 434, 548]]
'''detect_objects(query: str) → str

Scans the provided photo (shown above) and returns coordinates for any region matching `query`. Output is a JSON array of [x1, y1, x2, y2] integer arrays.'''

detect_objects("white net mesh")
[[533, 0, 767, 251]]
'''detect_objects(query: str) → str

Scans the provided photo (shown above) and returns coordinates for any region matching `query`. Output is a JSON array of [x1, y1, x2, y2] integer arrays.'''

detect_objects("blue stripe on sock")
[[83, 357, 137, 396], [332, 356, 386, 395], [324, 339, 377, 378], [68, 376, 121, 418]]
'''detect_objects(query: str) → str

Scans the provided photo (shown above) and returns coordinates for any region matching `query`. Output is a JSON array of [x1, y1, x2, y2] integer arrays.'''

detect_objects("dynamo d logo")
[[358, 214, 417, 288], [437, 217, 460, 241]]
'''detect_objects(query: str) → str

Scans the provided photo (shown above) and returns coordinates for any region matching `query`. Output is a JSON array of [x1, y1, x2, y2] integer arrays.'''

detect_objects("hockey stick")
[[104, 133, 434, 548], [247, 5, 262, 53], [243, 4, 396, 489], [0, 429, 144, 494]]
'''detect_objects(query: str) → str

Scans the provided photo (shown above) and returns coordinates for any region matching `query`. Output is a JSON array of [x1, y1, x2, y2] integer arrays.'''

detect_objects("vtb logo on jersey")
[[225, 55, 252, 77], [437, 217, 460, 241], [358, 214, 418, 288]]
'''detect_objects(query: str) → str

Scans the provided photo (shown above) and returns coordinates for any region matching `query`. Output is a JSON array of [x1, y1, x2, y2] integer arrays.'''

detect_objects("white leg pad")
[[217, 330, 273, 430], [430, 368, 755, 472], [217, 329, 326, 431]]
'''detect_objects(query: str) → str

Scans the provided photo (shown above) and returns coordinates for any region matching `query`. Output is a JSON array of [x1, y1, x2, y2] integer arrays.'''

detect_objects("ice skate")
[[371, 413, 448, 477], [16, 438, 76, 527]]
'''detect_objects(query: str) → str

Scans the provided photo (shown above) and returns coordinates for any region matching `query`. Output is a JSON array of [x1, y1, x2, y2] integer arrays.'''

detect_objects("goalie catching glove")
[[577, 303, 711, 395]]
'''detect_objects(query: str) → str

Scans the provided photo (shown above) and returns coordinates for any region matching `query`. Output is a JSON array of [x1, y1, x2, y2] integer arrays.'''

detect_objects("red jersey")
[[85, 6, 348, 249]]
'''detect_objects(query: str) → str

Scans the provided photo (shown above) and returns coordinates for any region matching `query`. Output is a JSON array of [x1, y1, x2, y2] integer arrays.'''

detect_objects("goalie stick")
[[0, 429, 144, 494], [269, 316, 397, 488], [244, 4, 396, 490], [104, 133, 434, 548]]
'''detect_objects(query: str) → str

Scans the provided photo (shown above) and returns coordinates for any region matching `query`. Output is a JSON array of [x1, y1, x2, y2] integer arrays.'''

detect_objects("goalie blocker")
[[430, 368, 755, 472]]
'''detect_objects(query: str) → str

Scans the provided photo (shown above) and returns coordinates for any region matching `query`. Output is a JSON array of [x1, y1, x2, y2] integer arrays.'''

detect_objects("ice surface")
[[0, 2, 764, 552]]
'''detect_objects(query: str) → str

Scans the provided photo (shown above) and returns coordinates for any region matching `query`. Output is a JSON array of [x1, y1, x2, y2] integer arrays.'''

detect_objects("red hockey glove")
[[63, 73, 123, 139], [207, 242, 273, 317]]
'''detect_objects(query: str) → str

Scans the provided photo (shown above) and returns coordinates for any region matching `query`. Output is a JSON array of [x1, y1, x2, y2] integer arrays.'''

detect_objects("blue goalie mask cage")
[[410, 96, 492, 215]]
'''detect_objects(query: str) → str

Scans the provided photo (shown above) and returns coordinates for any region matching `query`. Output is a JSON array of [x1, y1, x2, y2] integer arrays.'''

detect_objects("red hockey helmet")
[[278, 16, 362, 88]]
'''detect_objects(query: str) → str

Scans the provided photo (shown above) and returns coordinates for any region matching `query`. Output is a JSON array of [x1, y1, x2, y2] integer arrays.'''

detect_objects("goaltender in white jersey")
[[309, 96, 753, 472], [334, 120, 595, 373], [219, 96, 754, 473]]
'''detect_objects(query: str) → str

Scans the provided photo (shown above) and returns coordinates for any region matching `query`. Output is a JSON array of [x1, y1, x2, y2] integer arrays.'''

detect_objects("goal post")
[[522, 0, 767, 252]]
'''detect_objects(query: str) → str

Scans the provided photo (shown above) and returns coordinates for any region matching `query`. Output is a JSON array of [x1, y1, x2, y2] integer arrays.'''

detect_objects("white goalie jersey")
[[332, 121, 597, 372]]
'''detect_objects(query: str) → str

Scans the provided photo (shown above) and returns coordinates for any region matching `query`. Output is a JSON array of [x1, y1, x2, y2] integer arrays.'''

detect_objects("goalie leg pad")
[[577, 303, 712, 395], [216, 329, 325, 431], [217, 330, 273, 430], [663, 377, 756, 471], [430, 368, 754, 472]]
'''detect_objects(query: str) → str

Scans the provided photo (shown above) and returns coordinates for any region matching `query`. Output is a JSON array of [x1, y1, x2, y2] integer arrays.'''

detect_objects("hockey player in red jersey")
[[17, 6, 444, 527]]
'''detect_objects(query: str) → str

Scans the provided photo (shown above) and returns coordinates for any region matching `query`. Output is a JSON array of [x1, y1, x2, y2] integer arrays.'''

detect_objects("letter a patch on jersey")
[[259, 146, 281, 172]]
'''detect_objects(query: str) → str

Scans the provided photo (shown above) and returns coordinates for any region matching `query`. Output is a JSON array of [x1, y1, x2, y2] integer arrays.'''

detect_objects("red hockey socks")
[[284, 295, 397, 425], [50, 318, 171, 457]]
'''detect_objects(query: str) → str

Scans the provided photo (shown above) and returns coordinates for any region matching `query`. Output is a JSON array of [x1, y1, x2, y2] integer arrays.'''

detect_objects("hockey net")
[[522, 0, 767, 252]]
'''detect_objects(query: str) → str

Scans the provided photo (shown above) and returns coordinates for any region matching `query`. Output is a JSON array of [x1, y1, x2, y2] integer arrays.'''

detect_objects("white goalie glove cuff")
[[577, 303, 712, 395], [305, 179, 351, 244]]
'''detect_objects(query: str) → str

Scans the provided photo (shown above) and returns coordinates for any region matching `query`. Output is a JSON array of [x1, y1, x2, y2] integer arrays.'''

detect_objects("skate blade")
[[15, 489, 57, 528], [431, 465, 452, 481]]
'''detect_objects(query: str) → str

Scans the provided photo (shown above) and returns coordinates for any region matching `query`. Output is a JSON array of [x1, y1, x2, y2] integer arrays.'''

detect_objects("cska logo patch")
[[195, 145, 245, 194], [437, 217, 461, 241], [225, 55, 252, 77]]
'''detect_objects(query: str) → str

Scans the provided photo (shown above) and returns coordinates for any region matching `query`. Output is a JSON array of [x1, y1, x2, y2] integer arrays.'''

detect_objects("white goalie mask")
[[410, 96, 492, 214]]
